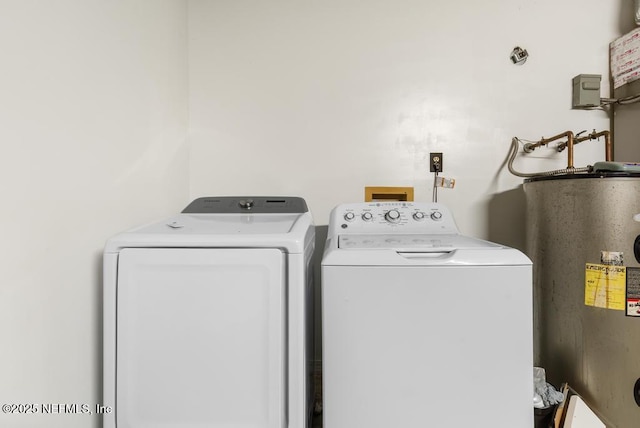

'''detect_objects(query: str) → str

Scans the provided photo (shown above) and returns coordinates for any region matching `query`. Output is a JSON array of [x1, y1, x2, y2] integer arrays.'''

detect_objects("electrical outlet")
[[430, 152, 443, 172]]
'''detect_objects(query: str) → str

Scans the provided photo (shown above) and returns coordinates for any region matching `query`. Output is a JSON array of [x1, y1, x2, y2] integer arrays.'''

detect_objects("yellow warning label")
[[585, 263, 626, 310]]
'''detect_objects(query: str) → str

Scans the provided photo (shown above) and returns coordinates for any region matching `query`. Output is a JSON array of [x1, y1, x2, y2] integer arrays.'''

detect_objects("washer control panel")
[[330, 202, 459, 236]]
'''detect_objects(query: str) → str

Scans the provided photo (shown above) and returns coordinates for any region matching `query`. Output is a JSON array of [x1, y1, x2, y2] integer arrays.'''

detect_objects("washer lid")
[[338, 233, 501, 250], [325, 234, 531, 266]]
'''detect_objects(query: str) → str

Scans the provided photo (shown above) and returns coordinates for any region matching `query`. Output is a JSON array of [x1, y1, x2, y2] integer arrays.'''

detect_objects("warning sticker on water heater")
[[584, 263, 626, 310], [626, 267, 640, 317]]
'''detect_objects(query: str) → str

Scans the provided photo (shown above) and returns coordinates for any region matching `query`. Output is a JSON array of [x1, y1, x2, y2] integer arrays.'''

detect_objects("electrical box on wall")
[[572, 74, 601, 108]]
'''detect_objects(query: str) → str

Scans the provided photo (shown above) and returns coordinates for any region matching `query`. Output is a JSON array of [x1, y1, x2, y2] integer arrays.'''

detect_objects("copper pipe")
[[604, 130, 613, 160], [525, 131, 575, 168], [557, 130, 613, 161]]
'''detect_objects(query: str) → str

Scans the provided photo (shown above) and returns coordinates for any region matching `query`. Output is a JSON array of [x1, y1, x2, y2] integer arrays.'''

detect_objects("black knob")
[[239, 199, 254, 209], [634, 235, 640, 264]]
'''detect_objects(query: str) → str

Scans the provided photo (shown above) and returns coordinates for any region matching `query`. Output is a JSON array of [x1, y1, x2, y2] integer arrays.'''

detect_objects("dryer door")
[[116, 248, 285, 428]]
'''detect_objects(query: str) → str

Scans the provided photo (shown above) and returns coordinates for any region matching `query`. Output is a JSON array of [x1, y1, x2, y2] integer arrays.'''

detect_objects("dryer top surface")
[[104, 212, 314, 254]]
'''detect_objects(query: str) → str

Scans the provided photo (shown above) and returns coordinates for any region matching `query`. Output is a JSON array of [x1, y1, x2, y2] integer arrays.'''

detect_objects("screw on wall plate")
[[510, 46, 528, 65]]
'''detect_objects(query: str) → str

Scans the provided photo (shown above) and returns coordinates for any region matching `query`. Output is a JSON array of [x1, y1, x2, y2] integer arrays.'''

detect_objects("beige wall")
[[188, 0, 618, 239], [0, 0, 634, 426], [0, 2, 189, 427]]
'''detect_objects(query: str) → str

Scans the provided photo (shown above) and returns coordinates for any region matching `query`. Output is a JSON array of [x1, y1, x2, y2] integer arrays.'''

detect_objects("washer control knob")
[[344, 212, 356, 221], [413, 212, 425, 221], [430, 211, 443, 221], [362, 212, 373, 221], [385, 209, 401, 222]]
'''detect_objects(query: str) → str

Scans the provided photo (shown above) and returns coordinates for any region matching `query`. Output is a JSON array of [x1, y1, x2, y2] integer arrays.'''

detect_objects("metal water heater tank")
[[524, 173, 640, 428]]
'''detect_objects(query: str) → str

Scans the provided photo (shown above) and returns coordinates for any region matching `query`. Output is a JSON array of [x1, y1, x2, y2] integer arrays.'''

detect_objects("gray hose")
[[508, 137, 591, 178]]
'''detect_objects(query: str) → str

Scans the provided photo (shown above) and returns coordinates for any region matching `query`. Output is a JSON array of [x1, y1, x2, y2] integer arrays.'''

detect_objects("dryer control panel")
[[182, 196, 308, 214], [328, 202, 459, 237]]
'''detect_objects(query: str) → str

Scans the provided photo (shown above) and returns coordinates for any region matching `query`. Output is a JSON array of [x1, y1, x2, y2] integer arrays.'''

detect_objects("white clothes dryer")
[[103, 197, 315, 428], [321, 202, 532, 428]]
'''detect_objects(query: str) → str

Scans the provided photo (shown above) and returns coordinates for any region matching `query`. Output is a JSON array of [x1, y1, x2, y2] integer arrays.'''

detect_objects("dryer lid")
[[150, 213, 302, 235], [104, 211, 314, 254]]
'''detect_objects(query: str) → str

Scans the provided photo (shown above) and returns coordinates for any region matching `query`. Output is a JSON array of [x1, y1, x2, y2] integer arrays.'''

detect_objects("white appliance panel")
[[130, 213, 301, 235], [116, 248, 285, 428], [338, 233, 501, 250], [322, 264, 533, 428]]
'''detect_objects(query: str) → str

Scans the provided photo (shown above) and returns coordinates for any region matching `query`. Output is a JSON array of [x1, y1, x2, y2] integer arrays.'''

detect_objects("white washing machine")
[[103, 196, 315, 428], [321, 202, 533, 428]]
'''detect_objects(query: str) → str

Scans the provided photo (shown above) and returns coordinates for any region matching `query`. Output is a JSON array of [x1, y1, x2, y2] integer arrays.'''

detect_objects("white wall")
[[0, 1, 188, 427], [188, 0, 619, 242], [0, 1, 630, 426]]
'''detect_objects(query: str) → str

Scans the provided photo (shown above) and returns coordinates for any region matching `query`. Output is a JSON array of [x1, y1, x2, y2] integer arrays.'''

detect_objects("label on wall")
[[610, 27, 640, 89], [626, 267, 640, 317], [585, 263, 626, 310]]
